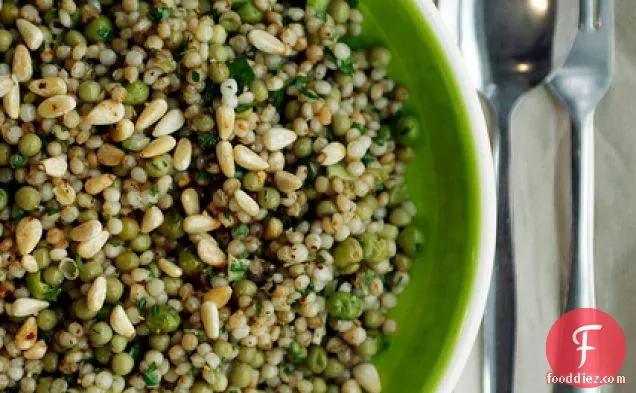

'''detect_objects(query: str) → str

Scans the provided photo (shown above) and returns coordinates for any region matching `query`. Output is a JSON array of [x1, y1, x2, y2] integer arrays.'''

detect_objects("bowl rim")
[[411, 1, 496, 392]]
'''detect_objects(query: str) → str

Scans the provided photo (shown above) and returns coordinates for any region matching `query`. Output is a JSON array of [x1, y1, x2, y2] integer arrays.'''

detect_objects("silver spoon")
[[449, 1, 559, 392]]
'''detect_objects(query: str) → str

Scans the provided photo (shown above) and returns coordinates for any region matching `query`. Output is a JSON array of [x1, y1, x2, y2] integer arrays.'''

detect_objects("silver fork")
[[548, 1, 614, 391]]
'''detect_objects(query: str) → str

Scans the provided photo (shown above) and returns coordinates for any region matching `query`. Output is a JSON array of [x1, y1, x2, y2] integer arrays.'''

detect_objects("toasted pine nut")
[[318, 142, 346, 166], [274, 171, 303, 193], [16, 19, 44, 50], [217, 141, 235, 178], [234, 189, 260, 217], [12, 45, 32, 83], [3, 83, 19, 120], [28, 77, 68, 97], [157, 258, 183, 278], [173, 137, 192, 171], [139, 135, 176, 158], [53, 183, 76, 205], [112, 119, 135, 142], [201, 301, 220, 340], [87, 276, 107, 312], [85, 100, 125, 125], [16, 217, 42, 256], [197, 238, 226, 267], [0, 75, 14, 98], [15, 317, 38, 350], [262, 128, 298, 151], [216, 105, 235, 140], [203, 286, 232, 308], [248, 30, 288, 55], [37, 95, 77, 118], [21, 255, 38, 273], [182, 214, 221, 234], [153, 108, 185, 137], [70, 220, 103, 242], [353, 364, 382, 393], [10, 298, 49, 317], [141, 206, 164, 233], [97, 144, 126, 166], [180, 188, 200, 215], [76, 230, 109, 259], [233, 145, 269, 171], [23, 340, 47, 360], [84, 174, 116, 195], [39, 156, 68, 177], [136, 99, 168, 130], [110, 305, 135, 338]]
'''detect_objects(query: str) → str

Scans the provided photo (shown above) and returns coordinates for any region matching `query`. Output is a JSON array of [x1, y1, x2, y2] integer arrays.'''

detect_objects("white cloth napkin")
[[433, 1, 636, 392]]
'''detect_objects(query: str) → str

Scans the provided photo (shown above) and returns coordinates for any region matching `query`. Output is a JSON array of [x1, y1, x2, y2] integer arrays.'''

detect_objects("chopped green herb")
[[196, 171, 210, 182], [137, 298, 147, 314], [150, 183, 158, 196], [234, 167, 245, 179], [352, 122, 365, 132], [228, 57, 255, 89], [43, 286, 62, 302], [270, 88, 286, 111], [283, 366, 293, 375], [75, 255, 84, 272], [96, 304, 114, 321], [232, 223, 249, 238], [198, 134, 219, 151], [96, 25, 114, 43], [202, 80, 218, 107], [110, 241, 122, 247], [46, 207, 60, 216], [151, 304, 160, 316], [149, 7, 171, 22], [293, 76, 318, 99], [14, 209, 28, 223], [127, 341, 143, 364], [361, 154, 374, 165], [324, 47, 355, 75], [234, 103, 253, 113], [41, 330, 53, 344], [316, 10, 327, 21], [346, 0, 360, 8], [142, 362, 160, 386], [10, 153, 24, 169], [376, 183, 385, 191], [204, 266, 214, 281], [192, 71, 201, 82], [326, 128, 335, 142], [298, 283, 315, 297], [227, 256, 250, 282]]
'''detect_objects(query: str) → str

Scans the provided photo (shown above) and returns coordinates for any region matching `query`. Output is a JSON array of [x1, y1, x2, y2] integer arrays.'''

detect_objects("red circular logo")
[[546, 308, 626, 387]]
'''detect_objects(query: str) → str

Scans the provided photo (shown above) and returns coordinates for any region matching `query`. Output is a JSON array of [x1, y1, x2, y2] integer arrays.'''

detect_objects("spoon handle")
[[483, 105, 516, 393], [553, 112, 598, 393]]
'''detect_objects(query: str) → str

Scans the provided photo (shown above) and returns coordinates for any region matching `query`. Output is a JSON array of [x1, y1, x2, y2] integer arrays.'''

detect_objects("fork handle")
[[483, 102, 517, 393], [553, 112, 598, 393]]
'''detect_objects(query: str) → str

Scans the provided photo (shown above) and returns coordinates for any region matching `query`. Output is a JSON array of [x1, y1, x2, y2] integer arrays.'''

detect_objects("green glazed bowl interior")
[[348, 1, 496, 392]]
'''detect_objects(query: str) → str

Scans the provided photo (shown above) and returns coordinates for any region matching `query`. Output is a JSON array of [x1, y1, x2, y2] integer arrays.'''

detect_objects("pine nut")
[[197, 238, 226, 267], [87, 276, 107, 312], [274, 171, 303, 193], [203, 286, 232, 308], [77, 230, 109, 259], [53, 182, 76, 205], [23, 340, 47, 360], [12, 45, 32, 83], [84, 174, 116, 195], [39, 156, 68, 177], [21, 255, 38, 273], [37, 95, 77, 118], [233, 145, 269, 171], [15, 317, 38, 350], [180, 188, 200, 215], [85, 100, 125, 125], [248, 30, 288, 55], [216, 104, 235, 140], [16, 217, 42, 256], [136, 99, 168, 130], [262, 127, 297, 151], [16, 19, 44, 50], [70, 220, 103, 242], [173, 137, 192, 171], [157, 258, 183, 278], [217, 140, 235, 178], [28, 77, 68, 97], [3, 83, 19, 120], [110, 305, 135, 338], [152, 109, 185, 137], [353, 364, 381, 393], [139, 135, 176, 158], [234, 189, 260, 217], [318, 142, 346, 165], [0, 75, 14, 98], [10, 298, 49, 317], [97, 144, 126, 166], [182, 214, 221, 234], [112, 119, 135, 142], [201, 301, 220, 340], [141, 206, 164, 233]]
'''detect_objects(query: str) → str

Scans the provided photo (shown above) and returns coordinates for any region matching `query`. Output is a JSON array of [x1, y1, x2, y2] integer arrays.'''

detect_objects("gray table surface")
[[434, 1, 636, 392]]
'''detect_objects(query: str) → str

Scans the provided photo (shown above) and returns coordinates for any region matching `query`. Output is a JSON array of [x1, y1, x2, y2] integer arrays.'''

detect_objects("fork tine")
[[579, 0, 595, 29], [599, 0, 614, 29]]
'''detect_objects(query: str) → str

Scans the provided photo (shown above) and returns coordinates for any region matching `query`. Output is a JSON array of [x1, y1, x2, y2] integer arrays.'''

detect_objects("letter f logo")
[[572, 324, 603, 368]]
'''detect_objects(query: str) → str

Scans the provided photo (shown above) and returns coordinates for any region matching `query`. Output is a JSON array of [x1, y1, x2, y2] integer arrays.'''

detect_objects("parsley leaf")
[[232, 223, 249, 238], [43, 286, 62, 302], [326, 128, 335, 142], [198, 134, 219, 151], [46, 207, 60, 216], [127, 341, 143, 364], [234, 103, 253, 113], [293, 76, 317, 99], [137, 298, 147, 314], [228, 256, 250, 282], [151, 304, 160, 316], [361, 154, 374, 165], [110, 241, 122, 247], [10, 153, 24, 169], [70, 10, 80, 27], [324, 47, 354, 75], [149, 7, 171, 22], [352, 122, 365, 132], [270, 88, 286, 111], [150, 183, 158, 196], [75, 255, 84, 272], [228, 57, 255, 89], [202, 80, 219, 108], [316, 10, 327, 21], [192, 71, 201, 82], [96, 26, 114, 43], [143, 362, 160, 386]]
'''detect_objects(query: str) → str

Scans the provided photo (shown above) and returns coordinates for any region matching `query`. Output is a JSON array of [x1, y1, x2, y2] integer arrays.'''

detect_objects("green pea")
[[111, 352, 135, 375], [313, 378, 328, 393], [328, 0, 351, 23], [78, 80, 102, 103], [191, 381, 214, 393], [37, 309, 58, 331], [395, 116, 421, 145], [42, 266, 64, 286], [15, 186, 41, 211], [3, 48, 13, 66], [178, 247, 202, 275], [163, 277, 182, 296], [380, 224, 399, 240], [324, 358, 345, 379], [115, 251, 139, 272], [250, 79, 268, 102], [238, 1, 264, 23], [250, 351, 264, 368], [110, 335, 128, 354], [73, 298, 98, 320], [394, 253, 412, 272], [356, 336, 378, 358], [145, 154, 172, 177], [209, 44, 229, 62], [79, 261, 103, 282], [64, 30, 86, 46], [369, 47, 392, 69], [94, 345, 112, 365], [359, 233, 389, 264], [333, 238, 363, 268], [214, 340, 234, 360], [90, 321, 113, 346], [208, 61, 229, 83], [306, 345, 328, 373], [397, 146, 415, 162], [316, 200, 337, 217], [288, 342, 307, 363], [145, 305, 181, 333], [0, 30, 13, 53], [149, 334, 171, 351], [238, 347, 256, 363], [327, 291, 363, 320], [33, 248, 50, 269], [356, 196, 378, 221], [78, 209, 98, 222], [130, 233, 151, 252], [122, 133, 150, 151], [35, 377, 53, 393], [42, 352, 59, 373], [123, 81, 150, 105], [0, 3, 19, 25], [191, 114, 215, 132], [398, 226, 425, 256], [119, 217, 140, 241], [235, 280, 257, 297], [258, 187, 280, 210], [332, 112, 351, 136], [219, 11, 241, 32], [18, 134, 42, 157], [293, 136, 313, 158], [105, 276, 124, 304], [229, 363, 253, 388], [85, 16, 114, 43], [242, 171, 263, 192], [389, 207, 411, 227], [0, 143, 10, 165]]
